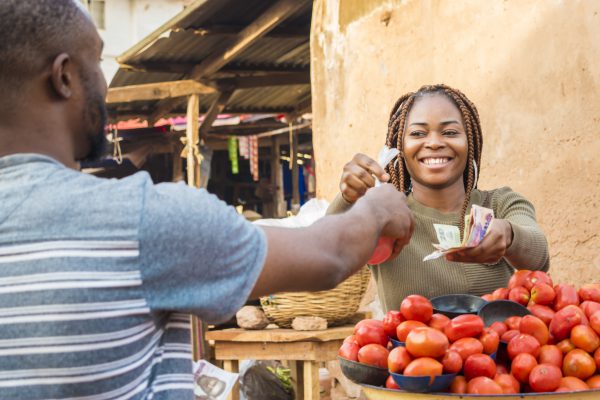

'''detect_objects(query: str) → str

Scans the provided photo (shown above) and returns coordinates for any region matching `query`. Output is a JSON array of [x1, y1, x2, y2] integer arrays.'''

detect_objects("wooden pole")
[[270, 136, 285, 217], [186, 94, 200, 187], [291, 128, 300, 208]]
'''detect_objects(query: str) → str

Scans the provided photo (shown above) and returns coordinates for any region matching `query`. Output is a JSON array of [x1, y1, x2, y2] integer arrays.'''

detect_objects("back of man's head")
[[0, 0, 85, 109]]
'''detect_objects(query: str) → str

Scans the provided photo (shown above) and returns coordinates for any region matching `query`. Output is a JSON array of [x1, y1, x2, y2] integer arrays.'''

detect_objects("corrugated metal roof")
[[108, 0, 312, 121]]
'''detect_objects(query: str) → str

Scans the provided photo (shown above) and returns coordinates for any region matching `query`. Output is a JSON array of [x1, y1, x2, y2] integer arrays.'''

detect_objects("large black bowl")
[[477, 299, 531, 327], [430, 294, 488, 318], [338, 356, 388, 386]]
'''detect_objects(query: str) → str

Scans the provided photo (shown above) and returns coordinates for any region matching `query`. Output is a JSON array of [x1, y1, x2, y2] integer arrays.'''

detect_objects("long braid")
[[384, 84, 484, 240]]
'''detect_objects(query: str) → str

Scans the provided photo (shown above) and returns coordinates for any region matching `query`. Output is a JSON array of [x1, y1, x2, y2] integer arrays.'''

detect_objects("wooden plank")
[[185, 94, 200, 187], [198, 90, 234, 140], [205, 326, 353, 343], [149, 0, 309, 120], [291, 128, 300, 206], [271, 136, 285, 218], [215, 72, 310, 89], [303, 361, 320, 400], [222, 360, 240, 400], [106, 80, 214, 104], [120, 61, 309, 75], [212, 340, 341, 362]]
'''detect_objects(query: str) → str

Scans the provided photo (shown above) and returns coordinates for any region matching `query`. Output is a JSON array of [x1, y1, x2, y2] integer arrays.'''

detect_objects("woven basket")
[[259, 266, 371, 328]]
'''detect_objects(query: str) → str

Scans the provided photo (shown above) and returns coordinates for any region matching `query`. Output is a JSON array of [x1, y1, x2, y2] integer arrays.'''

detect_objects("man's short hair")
[[0, 0, 85, 96]]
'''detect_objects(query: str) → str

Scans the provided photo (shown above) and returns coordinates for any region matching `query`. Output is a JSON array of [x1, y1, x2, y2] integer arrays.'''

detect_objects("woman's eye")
[[409, 131, 426, 137], [443, 130, 458, 136]]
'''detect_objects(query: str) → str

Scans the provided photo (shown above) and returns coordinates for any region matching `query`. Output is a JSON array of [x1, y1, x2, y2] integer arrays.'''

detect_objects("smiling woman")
[[327, 84, 550, 312]]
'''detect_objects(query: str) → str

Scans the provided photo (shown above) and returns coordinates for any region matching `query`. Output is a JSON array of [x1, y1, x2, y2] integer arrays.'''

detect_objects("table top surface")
[[205, 325, 354, 343]]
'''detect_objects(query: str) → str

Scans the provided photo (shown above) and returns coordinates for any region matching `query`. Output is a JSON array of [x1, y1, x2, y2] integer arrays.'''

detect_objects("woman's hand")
[[446, 219, 514, 264], [340, 153, 390, 203]]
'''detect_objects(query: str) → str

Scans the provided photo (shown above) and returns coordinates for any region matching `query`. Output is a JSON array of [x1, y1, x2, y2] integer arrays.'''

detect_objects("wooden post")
[[290, 129, 300, 208], [270, 136, 285, 217], [185, 93, 208, 362], [186, 94, 200, 187]]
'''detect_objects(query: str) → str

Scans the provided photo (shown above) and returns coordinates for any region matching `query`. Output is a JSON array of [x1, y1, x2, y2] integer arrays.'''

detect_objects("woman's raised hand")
[[446, 219, 514, 264], [340, 153, 391, 203]]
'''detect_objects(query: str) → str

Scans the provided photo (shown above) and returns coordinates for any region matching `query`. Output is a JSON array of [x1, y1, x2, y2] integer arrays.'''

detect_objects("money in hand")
[[423, 205, 494, 261]]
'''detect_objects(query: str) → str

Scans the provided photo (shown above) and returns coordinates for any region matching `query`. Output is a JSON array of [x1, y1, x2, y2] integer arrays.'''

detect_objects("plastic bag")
[[239, 360, 294, 400], [253, 198, 329, 228]]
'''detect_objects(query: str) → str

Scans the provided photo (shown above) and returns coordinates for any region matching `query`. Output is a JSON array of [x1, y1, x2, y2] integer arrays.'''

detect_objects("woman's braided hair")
[[385, 84, 483, 237]]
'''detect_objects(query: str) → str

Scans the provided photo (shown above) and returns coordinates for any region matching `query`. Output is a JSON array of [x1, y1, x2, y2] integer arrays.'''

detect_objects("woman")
[[327, 84, 549, 312]]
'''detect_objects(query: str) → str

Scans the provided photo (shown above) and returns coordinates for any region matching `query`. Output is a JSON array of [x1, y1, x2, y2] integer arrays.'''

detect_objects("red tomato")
[[579, 283, 600, 303], [467, 376, 503, 394], [343, 335, 357, 344], [530, 283, 556, 306], [355, 323, 388, 347], [524, 271, 553, 291], [442, 350, 463, 374], [481, 294, 494, 302], [590, 310, 600, 336], [428, 313, 450, 331], [554, 284, 580, 311], [511, 353, 538, 383], [563, 349, 596, 380], [449, 375, 467, 394], [508, 270, 532, 290], [382, 310, 404, 339], [385, 374, 400, 389], [571, 324, 600, 353], [557, 338, 576, 354], [405, 327, 449, 358], [508, 286, 530, 306], [549, 305, 588, 341], [507, 333, 541, 359], [496, 363, 509, 375], [581, 301, 600, 319], [494, 373, 520, 394], [501, 329, 520, 343], [539, 345, 563, 368], [444, 314, 484, 342], [479, 328, 500, 355], [519, 315, 549, 345], [529, 364, 562, 392], [354, 318, 383, 333], [489, 321, 508, 337], [387, 346, 412, 373], [338, 341, 359, 361], [449, 337, 484, 361], [595, 347, 600, 370], [587, 375, 600, 389], [400, 295, 433, 323], [560, 376, 590, 391], [357, 344, 389, 368], [504, 316, 522, 331], [396, 320, 426, 342], [528, 304, 555, 326], [492, 287, 509, 300], [403, 357, 443, 378], [464, 353, 496, 380]]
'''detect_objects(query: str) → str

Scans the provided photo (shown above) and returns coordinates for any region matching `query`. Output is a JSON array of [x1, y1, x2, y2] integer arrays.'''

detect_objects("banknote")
[[424, 205, 494, 261]]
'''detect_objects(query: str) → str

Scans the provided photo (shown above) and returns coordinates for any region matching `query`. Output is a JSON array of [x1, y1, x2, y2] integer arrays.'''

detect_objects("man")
[[0, 1, 414, 399]]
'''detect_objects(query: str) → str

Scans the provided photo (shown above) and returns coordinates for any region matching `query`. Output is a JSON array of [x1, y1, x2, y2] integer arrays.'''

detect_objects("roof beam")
[[106, 80, 215, 104], [198, 90, 234, 140], [186, 24, 309, 40], [215, 72, 310, 89], [120, 61, 309, 75], [149, 0, 309, 122]]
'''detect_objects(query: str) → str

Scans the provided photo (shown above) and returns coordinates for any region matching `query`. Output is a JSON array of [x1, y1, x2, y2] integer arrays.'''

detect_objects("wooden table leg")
[[222, 360, 240, 400], [303, 360, 320, 400], [290, 360, 303, 400]]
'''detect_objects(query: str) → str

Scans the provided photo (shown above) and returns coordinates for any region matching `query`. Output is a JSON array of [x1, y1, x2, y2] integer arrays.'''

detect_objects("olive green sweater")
[[327, 187, 550, 312]]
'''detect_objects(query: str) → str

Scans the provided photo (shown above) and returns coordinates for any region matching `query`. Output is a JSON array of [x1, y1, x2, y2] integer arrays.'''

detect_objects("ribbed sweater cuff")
[[326, 193, 354, 215], [506, 222, 549, 271]]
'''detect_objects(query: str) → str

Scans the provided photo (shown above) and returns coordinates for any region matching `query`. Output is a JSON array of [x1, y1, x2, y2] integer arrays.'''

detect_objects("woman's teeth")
[[422, 158, 450, 165]]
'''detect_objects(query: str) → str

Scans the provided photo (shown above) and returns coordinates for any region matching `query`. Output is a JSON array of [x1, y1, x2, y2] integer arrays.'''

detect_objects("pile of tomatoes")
[[338, 270, 600, 394]]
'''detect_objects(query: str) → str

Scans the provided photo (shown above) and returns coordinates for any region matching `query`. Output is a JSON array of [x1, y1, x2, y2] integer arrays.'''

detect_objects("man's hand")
[[446, 219, 514, 264], [359, 183, 415, 258], [340, 153, 390, 203]]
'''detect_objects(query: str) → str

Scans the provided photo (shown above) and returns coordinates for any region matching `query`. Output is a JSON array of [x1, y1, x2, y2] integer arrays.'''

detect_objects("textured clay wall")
[[311, 0, 600, 286]]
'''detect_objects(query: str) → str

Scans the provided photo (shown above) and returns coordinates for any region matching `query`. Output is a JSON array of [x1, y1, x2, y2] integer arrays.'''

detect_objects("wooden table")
[[205, 325, 354, 400]]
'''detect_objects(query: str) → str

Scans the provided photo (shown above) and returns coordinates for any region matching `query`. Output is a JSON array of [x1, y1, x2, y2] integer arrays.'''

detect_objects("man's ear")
[[50, 53, 73, 99]]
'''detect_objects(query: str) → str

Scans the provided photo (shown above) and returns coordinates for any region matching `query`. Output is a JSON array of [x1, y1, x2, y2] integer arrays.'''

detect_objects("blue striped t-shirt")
[[0, 154, 266, 399]]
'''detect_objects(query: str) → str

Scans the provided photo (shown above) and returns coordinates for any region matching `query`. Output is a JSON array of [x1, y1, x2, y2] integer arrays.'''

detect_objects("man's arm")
[[249, 184, 414, 298]]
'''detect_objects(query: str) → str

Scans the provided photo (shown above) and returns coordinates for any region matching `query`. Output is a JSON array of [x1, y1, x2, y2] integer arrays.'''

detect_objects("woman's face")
[[402, 93, 469, 190]]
